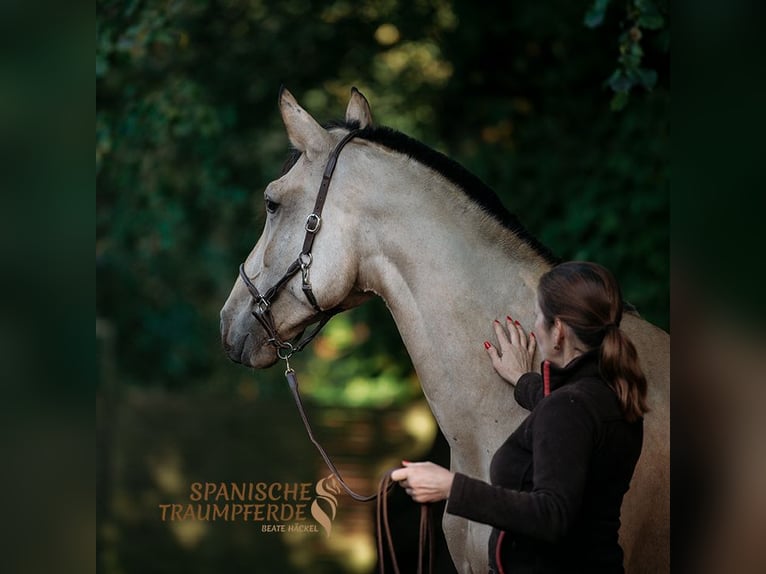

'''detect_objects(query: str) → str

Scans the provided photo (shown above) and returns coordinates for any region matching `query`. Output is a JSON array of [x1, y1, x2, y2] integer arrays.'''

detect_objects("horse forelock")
[[315, 119, 560, 266]]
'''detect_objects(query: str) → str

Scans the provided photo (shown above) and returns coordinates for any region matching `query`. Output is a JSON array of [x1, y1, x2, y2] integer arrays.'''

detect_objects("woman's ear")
[[553, 317, 565, 347]]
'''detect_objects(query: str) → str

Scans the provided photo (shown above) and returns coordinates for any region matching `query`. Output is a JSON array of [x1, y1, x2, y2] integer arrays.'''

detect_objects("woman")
[[391, 261, 648, 573]]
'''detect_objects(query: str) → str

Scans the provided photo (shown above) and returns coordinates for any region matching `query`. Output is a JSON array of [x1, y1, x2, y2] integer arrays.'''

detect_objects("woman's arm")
[[514, 372, 544, 410]]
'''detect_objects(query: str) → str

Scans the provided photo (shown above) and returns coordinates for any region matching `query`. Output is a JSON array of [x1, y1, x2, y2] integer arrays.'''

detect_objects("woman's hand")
[[390, 461, 454, 503], [484, 316, 536, 385]]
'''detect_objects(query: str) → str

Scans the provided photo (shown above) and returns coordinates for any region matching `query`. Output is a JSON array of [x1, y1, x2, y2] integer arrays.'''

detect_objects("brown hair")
[[538, 261, 649, 422]]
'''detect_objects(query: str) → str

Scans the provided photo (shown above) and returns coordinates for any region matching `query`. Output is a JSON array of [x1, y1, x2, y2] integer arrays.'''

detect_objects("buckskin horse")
[[220, 87, 669, 573]]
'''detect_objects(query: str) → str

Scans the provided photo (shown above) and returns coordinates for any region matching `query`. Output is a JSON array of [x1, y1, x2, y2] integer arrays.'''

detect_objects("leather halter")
[[238, 129, 361, 360], [237, 128, 433, 573]]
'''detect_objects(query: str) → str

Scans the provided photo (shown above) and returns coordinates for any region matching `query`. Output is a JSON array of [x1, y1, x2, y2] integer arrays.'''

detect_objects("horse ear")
[[345, 87, 373, 128], [279, 87, 332, 161]]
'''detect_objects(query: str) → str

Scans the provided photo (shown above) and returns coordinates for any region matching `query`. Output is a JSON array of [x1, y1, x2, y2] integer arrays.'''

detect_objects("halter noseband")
[[238, 129, 361, 360]]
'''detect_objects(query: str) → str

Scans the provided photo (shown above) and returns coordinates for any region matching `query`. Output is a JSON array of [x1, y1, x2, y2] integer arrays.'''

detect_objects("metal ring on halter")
[[299, 252, 313, 270], [305, 213, 321, 233], [277, 341, 294, 360], [256, 298, 271, 313]]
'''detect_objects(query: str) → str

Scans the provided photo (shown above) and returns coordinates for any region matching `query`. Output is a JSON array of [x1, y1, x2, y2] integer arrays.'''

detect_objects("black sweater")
[[446, 351, 643, 573]]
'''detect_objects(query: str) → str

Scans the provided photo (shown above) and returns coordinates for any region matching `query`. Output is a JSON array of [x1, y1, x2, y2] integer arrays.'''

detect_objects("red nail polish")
[[531, 332, 535, 338], [493, 319, 500, 324], [514, 320, 520, 326], [506, 315, 513, 322], [484, 341, 491, 349]]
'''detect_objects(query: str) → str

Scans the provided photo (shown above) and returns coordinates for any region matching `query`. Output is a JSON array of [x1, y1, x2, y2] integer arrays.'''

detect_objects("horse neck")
[[351, 147, 550, 470]]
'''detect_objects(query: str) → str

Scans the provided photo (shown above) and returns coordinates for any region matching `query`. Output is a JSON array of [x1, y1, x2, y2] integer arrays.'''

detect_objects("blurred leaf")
[[607, 70, 632, 93], [636, 0, 665, 29], [639, 68, 658, 89], [584, 0, 612, 28]]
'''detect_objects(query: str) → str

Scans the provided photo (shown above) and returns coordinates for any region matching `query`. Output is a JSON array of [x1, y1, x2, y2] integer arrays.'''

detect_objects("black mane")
[[285, 120, 560, 265]]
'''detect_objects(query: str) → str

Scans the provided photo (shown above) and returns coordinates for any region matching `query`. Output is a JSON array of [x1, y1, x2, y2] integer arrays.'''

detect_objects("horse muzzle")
[[220, 311, 279, 368]]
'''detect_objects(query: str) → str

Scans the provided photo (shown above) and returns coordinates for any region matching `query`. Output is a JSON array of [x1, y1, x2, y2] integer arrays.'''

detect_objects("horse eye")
[[265, 198, 280, 214]]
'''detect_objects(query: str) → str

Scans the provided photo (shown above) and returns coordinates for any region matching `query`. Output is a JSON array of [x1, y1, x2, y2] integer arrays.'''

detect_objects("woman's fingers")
[[390, 468, 406, 482], [495, 316, 530, 348], [493, 320, 511, 354], [505, 316, 520, 346], [484, 342, 504, 372], [485, 316, 537, 384], [516, 318, 528, 348], [390, 462, 453, 503]]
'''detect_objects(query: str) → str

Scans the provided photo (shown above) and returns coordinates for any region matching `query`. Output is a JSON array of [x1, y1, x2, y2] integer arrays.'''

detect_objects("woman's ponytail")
[[600, 326, 649, 422]]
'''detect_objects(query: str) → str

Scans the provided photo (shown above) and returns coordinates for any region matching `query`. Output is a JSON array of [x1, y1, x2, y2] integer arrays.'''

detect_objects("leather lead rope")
[[284, 367, 434, 573], [284, 366, 389, 502], [376, 471, 434, 574]]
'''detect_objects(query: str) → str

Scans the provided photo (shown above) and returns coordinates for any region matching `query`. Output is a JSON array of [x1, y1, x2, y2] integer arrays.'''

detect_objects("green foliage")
[[585, 0, 668, 110], [292, 304, 422, 408], [97, 0, 669, 394]]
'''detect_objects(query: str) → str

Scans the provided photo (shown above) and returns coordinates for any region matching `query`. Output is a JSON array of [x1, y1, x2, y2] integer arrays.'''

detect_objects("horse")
[[219, 87, 669, 573]]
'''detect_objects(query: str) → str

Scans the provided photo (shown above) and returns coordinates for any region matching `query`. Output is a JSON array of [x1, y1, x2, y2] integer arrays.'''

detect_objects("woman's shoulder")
[[543, 376, 622, 420], [549, 376, 623, 420]]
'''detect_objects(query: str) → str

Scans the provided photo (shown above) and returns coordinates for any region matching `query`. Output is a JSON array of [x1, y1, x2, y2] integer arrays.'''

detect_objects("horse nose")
[[220, 313, 233, 353]]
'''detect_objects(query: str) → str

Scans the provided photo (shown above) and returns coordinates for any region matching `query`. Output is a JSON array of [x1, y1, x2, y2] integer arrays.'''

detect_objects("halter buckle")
[[256, 297, 271, 313], [305, 213, 322, 233]]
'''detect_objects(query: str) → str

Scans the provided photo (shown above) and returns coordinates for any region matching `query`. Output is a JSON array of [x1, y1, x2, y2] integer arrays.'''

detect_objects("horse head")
[[220, 87, 374, 368]]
